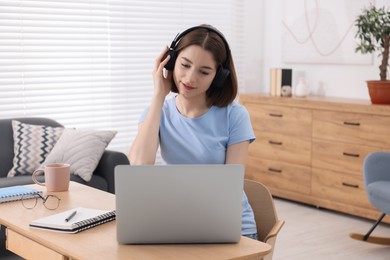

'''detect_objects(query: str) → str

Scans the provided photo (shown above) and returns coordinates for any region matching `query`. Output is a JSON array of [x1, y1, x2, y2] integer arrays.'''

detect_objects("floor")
[[272, 198, 390, 260]]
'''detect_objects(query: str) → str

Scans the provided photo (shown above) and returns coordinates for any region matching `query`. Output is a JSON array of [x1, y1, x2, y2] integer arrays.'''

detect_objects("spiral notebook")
[[0, 186, 42, 204], [30, 207, 116, 233]]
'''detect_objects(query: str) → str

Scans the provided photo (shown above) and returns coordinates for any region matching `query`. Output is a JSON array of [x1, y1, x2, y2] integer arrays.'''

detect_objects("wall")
[[242, 0, 389, 100]]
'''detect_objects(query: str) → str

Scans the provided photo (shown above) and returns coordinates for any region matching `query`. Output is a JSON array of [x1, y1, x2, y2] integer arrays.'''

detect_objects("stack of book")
[[269, 68, 293, 97]]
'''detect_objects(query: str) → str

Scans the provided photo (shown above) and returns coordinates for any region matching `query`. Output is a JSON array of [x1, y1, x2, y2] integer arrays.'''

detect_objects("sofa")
[[0, 117, 130, 194]]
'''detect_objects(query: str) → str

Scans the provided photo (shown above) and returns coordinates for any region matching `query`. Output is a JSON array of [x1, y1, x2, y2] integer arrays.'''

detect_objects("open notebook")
[[30, 207, 116, 233]]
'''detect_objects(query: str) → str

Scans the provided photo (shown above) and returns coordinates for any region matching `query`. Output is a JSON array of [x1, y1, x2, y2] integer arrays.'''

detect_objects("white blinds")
[[0, 0, 244, 154]]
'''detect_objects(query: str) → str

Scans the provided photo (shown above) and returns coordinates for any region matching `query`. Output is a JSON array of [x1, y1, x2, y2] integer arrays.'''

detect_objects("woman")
[[129, 25, 257, 240]]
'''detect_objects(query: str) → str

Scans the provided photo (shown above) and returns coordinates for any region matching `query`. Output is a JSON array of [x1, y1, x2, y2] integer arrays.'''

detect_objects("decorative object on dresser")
[[350, 151, 390, 245], [354, 5, 390, 104], [281, 86, 292, 97], [294, 77, 309, 97], [240, 94, 390, 224]]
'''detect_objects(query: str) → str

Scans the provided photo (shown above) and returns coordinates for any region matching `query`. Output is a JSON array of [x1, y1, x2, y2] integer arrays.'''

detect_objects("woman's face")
[[173, 45, 217, 99]]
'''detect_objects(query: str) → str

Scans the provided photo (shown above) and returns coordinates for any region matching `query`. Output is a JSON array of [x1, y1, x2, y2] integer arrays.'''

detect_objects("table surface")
[[0, 182, 272, 260]]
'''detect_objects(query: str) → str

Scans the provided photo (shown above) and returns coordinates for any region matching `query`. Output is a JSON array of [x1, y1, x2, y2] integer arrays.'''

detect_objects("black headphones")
[[164, 25, 231, 89]]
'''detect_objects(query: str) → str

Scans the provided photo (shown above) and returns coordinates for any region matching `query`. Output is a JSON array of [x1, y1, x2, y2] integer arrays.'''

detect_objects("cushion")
[[7, 120, 64, 177], [42, 128, 117, 182]]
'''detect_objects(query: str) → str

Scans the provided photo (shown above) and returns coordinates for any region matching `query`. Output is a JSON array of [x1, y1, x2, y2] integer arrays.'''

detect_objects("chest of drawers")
[[240, 94, 390, 222]]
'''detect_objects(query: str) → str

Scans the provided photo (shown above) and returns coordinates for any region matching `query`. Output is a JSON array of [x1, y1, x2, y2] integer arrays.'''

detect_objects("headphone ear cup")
[[163, 49, 177, 71], [212, 65, 230, 88]]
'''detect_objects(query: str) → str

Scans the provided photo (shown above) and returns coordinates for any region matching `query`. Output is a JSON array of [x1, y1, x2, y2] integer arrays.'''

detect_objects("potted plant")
[[355, 4, 390, 104]]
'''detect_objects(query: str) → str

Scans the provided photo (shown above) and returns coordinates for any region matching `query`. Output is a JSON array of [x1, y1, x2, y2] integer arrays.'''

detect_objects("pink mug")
[[32, 163, 71, 192]]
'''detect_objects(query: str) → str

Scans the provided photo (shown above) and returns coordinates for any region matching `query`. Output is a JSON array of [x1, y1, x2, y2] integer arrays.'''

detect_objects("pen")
[[65, 210, 77, 222]]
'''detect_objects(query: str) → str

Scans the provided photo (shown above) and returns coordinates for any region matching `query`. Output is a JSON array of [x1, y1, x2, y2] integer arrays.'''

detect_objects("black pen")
[[65, 210, 77, 222]]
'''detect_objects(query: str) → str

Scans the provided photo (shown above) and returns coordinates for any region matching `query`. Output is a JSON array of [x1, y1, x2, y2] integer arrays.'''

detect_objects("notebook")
[[0, 186, 42, 204], [115, 164, 244, 244], [30, 207, 116, 233]]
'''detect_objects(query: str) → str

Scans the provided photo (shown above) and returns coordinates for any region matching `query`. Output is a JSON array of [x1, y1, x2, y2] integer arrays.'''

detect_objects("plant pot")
[[367, 80, 390, 104]]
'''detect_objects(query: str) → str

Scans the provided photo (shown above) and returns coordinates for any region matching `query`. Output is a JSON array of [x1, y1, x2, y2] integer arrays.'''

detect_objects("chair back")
[[363, 151, 390, 215], [363, 151, 390, 185], [244, 179, 284, 260]]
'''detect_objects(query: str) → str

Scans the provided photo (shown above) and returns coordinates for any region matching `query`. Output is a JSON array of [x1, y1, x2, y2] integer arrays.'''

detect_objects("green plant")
[[355, 5, 390, 81]]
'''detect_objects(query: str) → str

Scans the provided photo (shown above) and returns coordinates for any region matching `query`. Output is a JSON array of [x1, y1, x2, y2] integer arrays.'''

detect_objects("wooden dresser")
[[240, 94, 390, 223]]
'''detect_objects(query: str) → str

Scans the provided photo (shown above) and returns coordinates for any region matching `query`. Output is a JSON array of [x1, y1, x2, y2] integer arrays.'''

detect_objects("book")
[[270, 68, 277, 96], [275, 69, 282, 97], [0, 186, 42, 204], [280, 68, 292, 90], [30, 207, 116, 233]]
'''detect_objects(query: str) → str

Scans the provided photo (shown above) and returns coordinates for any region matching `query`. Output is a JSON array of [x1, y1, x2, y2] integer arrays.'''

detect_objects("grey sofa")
[[0, 117, 130, 194]]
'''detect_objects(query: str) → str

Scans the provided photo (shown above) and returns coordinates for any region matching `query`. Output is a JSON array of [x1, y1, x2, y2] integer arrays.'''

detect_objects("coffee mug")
[[32, 163, 71, 192]]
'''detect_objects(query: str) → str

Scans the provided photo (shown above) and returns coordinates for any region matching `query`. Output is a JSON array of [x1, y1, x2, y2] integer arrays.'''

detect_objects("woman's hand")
[[153, 47, 172, 98]]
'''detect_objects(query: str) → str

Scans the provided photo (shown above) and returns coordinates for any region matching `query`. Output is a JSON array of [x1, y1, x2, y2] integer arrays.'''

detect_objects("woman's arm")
[[225, 141, 250, 165], [128, 47, 172, 164]]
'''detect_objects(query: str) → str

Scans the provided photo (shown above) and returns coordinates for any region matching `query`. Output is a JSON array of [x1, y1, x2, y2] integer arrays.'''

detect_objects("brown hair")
[[170, 27, 238, 107]]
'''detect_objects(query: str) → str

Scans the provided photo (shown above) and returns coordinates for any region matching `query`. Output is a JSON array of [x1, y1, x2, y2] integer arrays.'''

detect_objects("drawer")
[[6, 228, 65, 260], [245, 103, 312, 136], [311, 168, 373, 209], [250, 131, 311, 166], [246, 157, 311, 195], [312, 139, 383, 175], [313, 110, 390, 147]]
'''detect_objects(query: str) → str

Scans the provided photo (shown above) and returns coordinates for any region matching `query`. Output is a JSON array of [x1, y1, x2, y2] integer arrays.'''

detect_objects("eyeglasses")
[[21, 193, 61, 210]]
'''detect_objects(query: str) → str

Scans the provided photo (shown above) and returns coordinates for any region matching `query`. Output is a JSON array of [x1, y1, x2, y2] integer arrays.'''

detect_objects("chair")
[[244, 179, 285, 260], [350, 151, 390, 245]]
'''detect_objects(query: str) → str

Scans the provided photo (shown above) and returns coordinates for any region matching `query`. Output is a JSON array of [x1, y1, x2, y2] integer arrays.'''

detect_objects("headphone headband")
[[167, 25, 231, 69]]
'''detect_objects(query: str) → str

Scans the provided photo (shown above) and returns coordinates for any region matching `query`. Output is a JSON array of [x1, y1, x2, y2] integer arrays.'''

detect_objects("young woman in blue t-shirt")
[[129, 25, 258, 239]]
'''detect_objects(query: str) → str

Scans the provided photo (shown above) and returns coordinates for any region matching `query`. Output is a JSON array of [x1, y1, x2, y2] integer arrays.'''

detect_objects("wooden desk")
[[0, 182, 272, 260]]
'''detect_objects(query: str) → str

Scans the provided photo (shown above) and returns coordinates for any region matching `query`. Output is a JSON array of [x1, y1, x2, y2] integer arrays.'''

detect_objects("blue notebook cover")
[[0, 186, 42, 204]]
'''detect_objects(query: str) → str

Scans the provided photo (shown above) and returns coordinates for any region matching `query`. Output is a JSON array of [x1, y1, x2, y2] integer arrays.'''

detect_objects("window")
[[0, 0, 244, 154]]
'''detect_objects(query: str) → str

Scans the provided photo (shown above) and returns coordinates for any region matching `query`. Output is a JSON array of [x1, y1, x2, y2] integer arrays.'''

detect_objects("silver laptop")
[[114, 164, 244, 244]]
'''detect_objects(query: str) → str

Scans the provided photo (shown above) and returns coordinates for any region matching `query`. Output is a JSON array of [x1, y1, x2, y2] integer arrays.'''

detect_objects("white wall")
[[242, 0, 390, 100], [242, 0, 264, 93]]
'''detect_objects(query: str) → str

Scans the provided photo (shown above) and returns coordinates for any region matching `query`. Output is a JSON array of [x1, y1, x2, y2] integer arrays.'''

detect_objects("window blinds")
[[0, 0, 244, 154]]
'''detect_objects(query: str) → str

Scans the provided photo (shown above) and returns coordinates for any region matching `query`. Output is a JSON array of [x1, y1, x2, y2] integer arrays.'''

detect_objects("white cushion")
[[42, 128, 116, 182]]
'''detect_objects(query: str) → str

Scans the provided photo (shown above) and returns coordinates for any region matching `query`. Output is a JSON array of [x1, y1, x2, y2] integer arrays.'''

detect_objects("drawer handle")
[[269, 140, 283, 145], [343, 152, 360, 158], [343, 121, 360, 126], [342, 182, 359, 189], [269, 113, 283, 118], [268, 168, 282, 173]]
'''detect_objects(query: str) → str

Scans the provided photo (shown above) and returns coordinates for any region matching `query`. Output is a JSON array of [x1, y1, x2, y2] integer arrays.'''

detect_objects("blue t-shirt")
[[140, 96, 257, 235]]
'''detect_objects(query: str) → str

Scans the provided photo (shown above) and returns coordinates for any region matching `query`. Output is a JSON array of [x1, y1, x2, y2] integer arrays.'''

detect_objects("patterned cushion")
[[42, 128, 117, 182], [7, 120, 64, 177]]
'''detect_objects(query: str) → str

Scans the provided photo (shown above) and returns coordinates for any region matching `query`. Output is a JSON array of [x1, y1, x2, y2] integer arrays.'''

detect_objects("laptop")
[[114, 164, 244, 244]]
